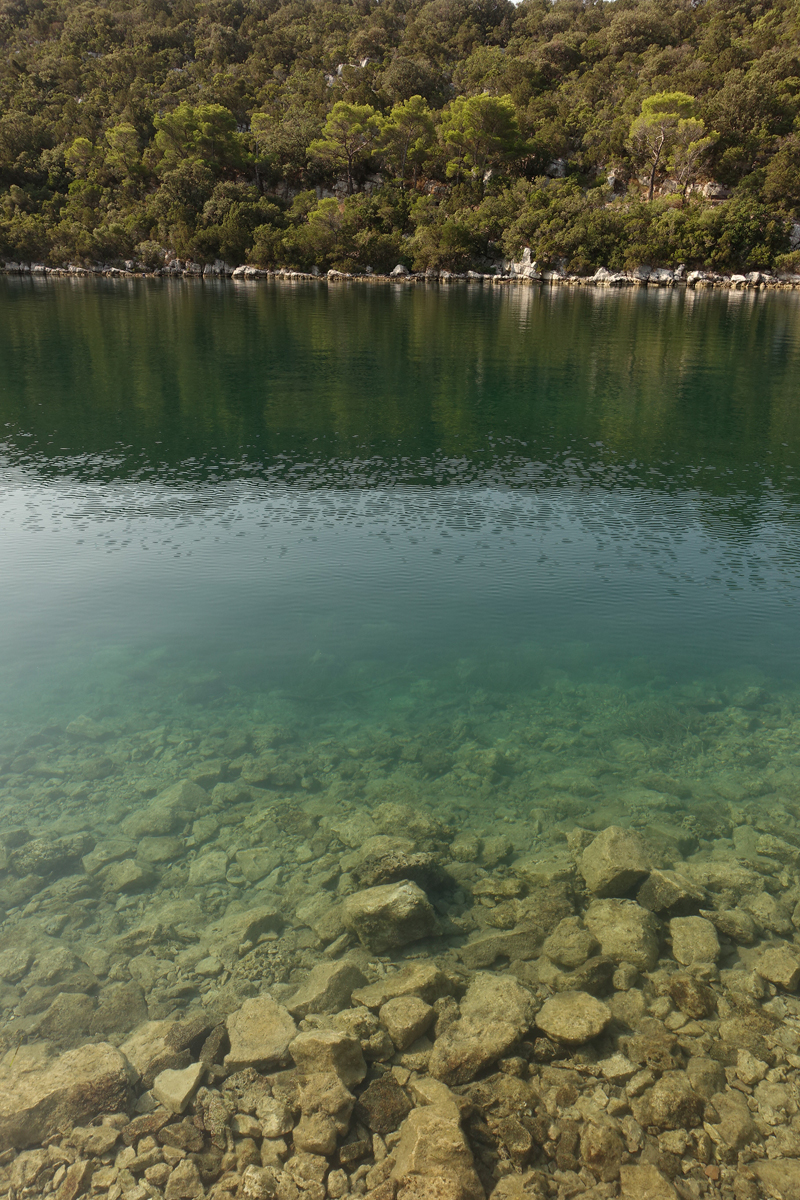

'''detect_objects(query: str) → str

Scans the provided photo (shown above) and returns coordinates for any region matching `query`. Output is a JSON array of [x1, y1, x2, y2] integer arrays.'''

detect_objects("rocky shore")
[[3, 674, 800, 1200], [2, 258, 800, 292]]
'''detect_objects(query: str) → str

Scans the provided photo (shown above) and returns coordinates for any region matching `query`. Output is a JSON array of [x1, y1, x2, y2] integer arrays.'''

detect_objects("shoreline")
[[3, 260, 800, 292]]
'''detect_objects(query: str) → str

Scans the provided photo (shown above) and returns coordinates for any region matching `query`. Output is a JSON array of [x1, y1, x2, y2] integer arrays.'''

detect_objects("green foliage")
[[153, 104, 244, 177], [440, 94, 525, 189], [1, 0, 799, 269], [379, 96, 435, 187], [629, 93, 707, 202], [308, 102, 382, 194], [667, 121, 717, 202]]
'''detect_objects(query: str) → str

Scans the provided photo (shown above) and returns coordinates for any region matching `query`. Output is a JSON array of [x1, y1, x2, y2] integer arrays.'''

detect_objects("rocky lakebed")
[[2, 676, 800, 1200]]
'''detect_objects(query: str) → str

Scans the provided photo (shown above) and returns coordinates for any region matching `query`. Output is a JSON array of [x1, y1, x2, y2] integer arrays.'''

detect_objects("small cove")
[[3, 277, 800, 1190]]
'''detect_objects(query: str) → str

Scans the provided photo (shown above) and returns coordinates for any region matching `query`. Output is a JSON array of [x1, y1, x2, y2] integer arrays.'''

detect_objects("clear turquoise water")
[[2, 277, 800, 810]]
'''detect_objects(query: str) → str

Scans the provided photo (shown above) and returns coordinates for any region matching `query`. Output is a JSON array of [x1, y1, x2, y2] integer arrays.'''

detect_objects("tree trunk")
[[648, 132, 665, 202]]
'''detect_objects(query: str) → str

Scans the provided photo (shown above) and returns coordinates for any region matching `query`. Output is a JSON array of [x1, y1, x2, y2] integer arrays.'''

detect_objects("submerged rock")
[[380, 994, 436, 1051], [541, 917, 599, 968], [757, 942, 800, 989], [700, 905, 759, 944], [10, 834, 93, 878], [122, 779, 206, 838], [584, 899, 660, 971], [287, 958, 368, 1018], [637, 868, 706, 914], [428, 973, 536, 1085], [0, 1042, 134, 1151], [460, 926, 543, 970], [343, 881, 439, 952], [352, 963, 453, 1010], [669, 915, 720, 965], [120, 1016, 210, 1088], [356, 1074, 413, 1134], [619, 1163, 679, 1199], [297, 1070, 355, 1135], [579, 826, 651, 897], [289, 1030, 366, 1089], [535, 991, 611, 1045], [630, 1072, 704, 1131], [152, 1061, 205, 1114], [751, 1159, 800, 1200], [392, 1102, 484, 1200], [668, 974, 717, 1018], [225, 996, 297, 1072], [707, 1088, 761, 1151]]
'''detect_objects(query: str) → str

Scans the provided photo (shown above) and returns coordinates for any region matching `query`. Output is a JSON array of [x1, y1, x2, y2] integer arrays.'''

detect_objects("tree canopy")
[[1, 0, 799, 273]]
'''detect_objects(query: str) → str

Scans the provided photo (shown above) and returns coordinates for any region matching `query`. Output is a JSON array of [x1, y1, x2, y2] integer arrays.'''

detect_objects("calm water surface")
[[6, 276, 800, 1146], [2, 277, 800, 833]]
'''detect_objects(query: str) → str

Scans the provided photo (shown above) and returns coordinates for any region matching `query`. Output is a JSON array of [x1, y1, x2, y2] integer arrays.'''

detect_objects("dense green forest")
[[2, 0, 800, 273]]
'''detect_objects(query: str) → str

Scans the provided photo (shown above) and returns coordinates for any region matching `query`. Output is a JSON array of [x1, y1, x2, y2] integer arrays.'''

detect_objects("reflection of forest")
[[2, 279, 800, 511]]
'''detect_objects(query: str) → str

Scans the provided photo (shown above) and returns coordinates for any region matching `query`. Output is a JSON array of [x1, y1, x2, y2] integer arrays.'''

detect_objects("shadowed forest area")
[[2, 0, 800, 272]]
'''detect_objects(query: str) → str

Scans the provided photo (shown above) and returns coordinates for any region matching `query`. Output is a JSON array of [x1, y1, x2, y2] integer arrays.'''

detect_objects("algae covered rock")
[[668, 974, 717, 1019], [584, 899, 660, 971], [637, 869, 706, 915], [535, 991, 611, 1045], [700, 906, 759, 944], [460, 926, 543, 970], [579, 826, 651, 897], [630, 1071, 704, 1130], [10, 834, 93, 878], [541, 917, 599, 969], [356, 1074, 413, 1135], [122, 779, 206, 838], [343, 881, 439, 952], [669, 915, 720, 965]]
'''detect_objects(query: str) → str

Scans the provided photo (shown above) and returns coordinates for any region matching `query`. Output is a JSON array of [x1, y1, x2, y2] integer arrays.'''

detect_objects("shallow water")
[[4, 274, 800, 705], [6, 275, 800, 1184], [3, 277, 800, 1043], [3, 278, 800, 728]]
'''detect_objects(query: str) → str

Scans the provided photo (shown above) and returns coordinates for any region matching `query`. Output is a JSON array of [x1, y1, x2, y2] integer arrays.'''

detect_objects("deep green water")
[[2, 276, 800, 819]]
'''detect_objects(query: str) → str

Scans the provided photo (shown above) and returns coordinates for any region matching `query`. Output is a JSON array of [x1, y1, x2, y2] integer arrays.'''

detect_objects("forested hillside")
[[2, 0, 800, 272]]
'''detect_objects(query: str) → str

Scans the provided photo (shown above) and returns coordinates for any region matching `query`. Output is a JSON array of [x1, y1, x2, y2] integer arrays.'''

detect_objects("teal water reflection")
[[1, 276, 800, 745]]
